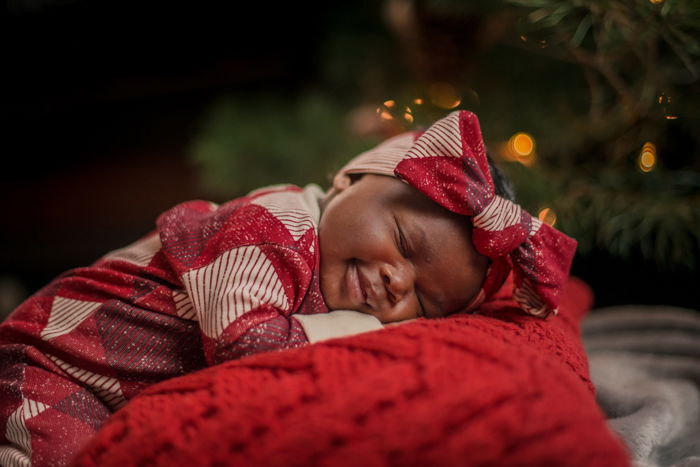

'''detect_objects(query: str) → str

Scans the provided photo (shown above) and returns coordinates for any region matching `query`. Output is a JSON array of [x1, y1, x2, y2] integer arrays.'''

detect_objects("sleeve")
[[178, 243, 315, 365], [215, 315, 308, 361], [157, 197, 323, 366], [293, 310, 384, 343]]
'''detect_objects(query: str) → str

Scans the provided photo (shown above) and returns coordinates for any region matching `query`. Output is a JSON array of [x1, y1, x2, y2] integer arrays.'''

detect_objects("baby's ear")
[[321, 173, 352, 210], [331, 172, 352, 193]]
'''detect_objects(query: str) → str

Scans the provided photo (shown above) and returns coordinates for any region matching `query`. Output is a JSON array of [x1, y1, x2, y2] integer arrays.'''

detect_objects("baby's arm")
[[176, 243, 317, 365], [158, 191, 329, 365]]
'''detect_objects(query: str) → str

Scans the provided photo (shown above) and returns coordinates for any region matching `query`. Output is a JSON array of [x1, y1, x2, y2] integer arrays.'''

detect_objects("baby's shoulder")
[[158, 184, 323, 272]]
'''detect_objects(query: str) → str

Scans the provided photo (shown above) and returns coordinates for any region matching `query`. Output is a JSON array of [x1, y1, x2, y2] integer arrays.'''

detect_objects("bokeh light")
[[404, 106, 414, 124], [510, 132, 535, 156], [498, 132, 537, 167], [538, 207, 557, 226], [638, 142, 657, 173], [377, 107, 393, 120], [429, 82, 461, 109], [658, 94, 677, 119], [497, 132, 538, 166]]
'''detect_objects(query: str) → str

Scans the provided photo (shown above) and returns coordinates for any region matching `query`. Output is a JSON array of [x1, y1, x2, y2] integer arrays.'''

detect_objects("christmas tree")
[[191, 0, 700, 308]]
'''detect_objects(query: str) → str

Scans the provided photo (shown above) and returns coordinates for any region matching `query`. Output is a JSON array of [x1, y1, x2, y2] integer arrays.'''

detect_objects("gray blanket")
[[583, 306, 700, 467]]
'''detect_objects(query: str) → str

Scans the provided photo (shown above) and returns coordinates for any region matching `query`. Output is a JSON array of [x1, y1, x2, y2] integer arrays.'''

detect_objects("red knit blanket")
[[73, 277, 629, 466]]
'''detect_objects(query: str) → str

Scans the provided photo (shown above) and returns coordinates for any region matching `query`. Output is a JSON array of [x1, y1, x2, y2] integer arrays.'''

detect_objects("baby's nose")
[[380, 262, 413, 305]]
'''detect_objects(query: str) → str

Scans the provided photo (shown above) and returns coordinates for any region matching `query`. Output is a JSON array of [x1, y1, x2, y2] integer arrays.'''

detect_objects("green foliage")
[[189, 0, 700, 272], [505, 0, 700, 145], [554, 169, 700, 269], [191, 92, 379, 197], [496, 0, 700, 270]]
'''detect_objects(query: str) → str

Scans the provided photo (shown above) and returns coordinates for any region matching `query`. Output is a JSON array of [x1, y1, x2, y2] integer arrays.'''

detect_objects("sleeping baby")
[[0, 110, 576, 466]]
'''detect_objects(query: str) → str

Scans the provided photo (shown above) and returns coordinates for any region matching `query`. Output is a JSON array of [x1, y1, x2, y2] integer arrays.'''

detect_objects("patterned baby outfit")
[[0, 183, 332, 466]]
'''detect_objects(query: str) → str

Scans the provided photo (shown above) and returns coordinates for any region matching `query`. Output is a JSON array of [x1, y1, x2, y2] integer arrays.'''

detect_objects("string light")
[[500, 132, 537, 166], [538, 208, 557, 227], [429, 82, 462, 109], [376, 106, 394, 120], [375, 99, 419, 127], [376, 100, 396, 121], [638, 142, 657, 173], [510, 132, 535, 157], [404, 106, 414, 124], [658, 93, 678, 119]]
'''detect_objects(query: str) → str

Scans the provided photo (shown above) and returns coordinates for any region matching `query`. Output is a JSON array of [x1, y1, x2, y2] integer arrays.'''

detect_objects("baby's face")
[[318, 174, 489, 323]]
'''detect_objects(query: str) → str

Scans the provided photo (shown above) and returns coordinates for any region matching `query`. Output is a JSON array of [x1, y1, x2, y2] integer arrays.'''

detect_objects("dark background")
[[3, 0, 331, 309], [3, 0, 699, 317]]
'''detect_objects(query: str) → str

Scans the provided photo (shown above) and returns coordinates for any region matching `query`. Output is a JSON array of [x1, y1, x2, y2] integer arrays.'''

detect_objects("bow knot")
[[394, 111, 577, 318], [472, 196, 536, 258]]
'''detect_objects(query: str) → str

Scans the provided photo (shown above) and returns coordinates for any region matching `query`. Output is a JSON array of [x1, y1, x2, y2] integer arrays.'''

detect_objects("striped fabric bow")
[[393, 110, 577, 317]]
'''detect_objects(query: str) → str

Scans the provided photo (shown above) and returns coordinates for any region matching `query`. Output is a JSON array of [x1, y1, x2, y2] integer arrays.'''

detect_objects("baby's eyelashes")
[[394, 217, 410, 258]]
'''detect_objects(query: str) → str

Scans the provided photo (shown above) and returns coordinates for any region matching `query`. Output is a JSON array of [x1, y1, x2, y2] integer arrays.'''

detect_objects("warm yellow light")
[[379, 110, 393, 120], [665, 115, 678, 120], [519, 35, 528, 42], [638, 142, 657, 172], [413, 98, 424, 105], [405, 106, 412, 114], [404, 112, 414, 124], [429, 82, 461, 109], [383, 100, 396, 108], [649, 0, 665, 4], [498, 138, 537, 167], [509, 132, 535, 157], [538, 208, 557, 227]]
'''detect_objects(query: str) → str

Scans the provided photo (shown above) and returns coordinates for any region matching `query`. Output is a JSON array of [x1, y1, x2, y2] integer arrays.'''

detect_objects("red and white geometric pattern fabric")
[[40, 297, 102, 341], [395, 111, 577, 317], [0, 184, 326, 466], [180, 245, 291, 339]]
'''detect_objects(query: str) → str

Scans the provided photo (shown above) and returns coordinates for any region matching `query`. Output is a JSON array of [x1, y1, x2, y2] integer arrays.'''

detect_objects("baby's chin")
[[318, 275, 360, 312]]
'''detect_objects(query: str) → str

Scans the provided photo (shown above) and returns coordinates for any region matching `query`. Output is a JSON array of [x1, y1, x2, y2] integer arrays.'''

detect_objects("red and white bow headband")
[[337, 110, 577, 317]]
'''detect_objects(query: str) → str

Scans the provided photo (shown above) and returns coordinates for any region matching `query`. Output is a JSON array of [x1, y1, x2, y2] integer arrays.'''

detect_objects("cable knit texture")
[[73, 277, 629, 466]]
